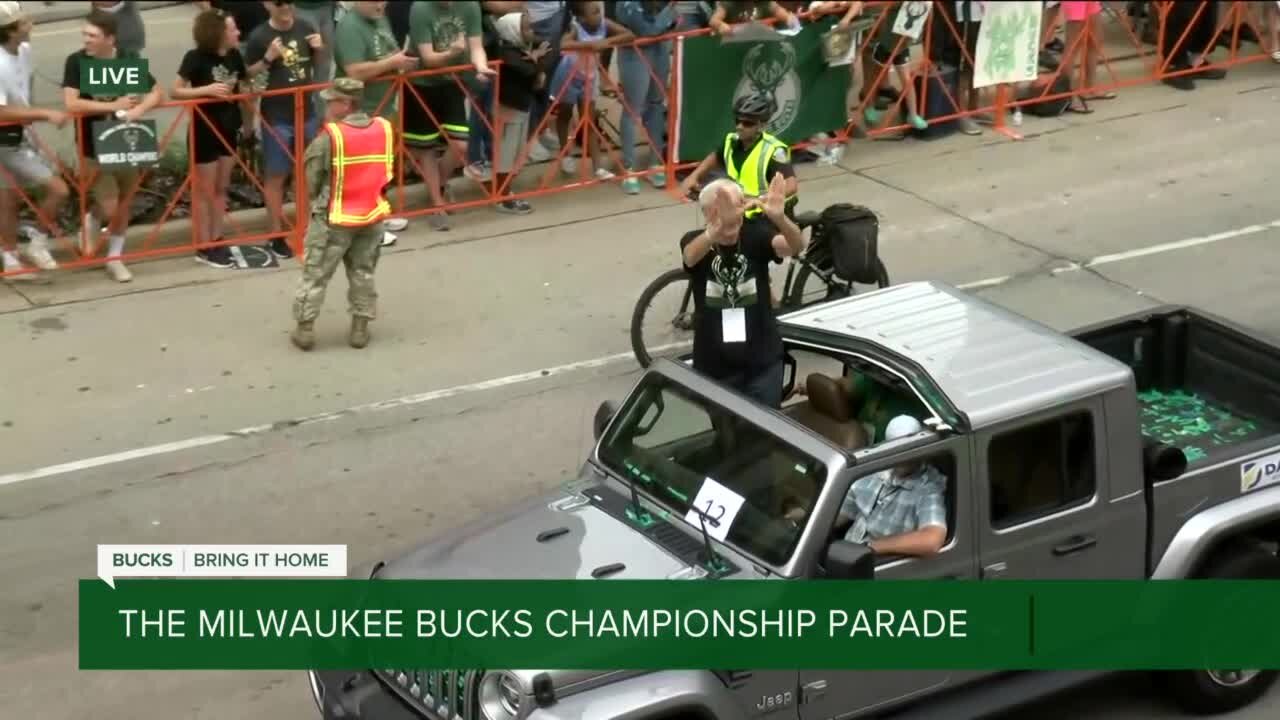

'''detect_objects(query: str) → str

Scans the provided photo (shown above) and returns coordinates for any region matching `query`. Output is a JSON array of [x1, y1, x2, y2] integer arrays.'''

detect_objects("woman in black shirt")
[[172, 9, 251, 269]]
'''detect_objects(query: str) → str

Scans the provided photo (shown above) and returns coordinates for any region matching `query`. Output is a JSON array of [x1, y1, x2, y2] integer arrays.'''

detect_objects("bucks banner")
[[673, 19, 851, 163]]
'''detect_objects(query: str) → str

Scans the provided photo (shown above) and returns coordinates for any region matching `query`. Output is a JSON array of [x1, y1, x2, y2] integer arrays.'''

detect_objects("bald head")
[[698, 178, 743, 212]]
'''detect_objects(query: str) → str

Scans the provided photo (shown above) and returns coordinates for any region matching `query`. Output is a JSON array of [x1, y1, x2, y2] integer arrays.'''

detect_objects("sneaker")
[[427, 212, 449, 231], [384, 217, 408, 232], [2, 252, 37, 282], [622, 177, 641, 195], [560, 156, 579, 175], [648, 168, 667, 188], [21, 236, 58, 271], [594, 167, 615, 181], [958, 117, 982, 135], [907, 113, 929, 131], [527, 143, 553, 163], [464, 161, 492, 182], [381, 231, 397, 246], [496, 199, 533, 215], [269, 238, 294, 260], [195, 245, 235, 268], [105, 259, 132, 283]]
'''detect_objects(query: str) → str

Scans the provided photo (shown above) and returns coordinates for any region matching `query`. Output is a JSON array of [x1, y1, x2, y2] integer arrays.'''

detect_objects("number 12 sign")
[[684, 477, 747, 542]]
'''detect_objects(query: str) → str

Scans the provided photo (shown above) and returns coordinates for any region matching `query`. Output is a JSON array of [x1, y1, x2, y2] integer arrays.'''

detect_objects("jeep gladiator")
[[308, 281, 1280, 720]]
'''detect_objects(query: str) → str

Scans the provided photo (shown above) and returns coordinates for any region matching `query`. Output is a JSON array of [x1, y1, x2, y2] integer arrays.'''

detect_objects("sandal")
[[1086, 91, 1118, 100], [1272, 50, 1280, 63], [1067, 98, 1094, 114]]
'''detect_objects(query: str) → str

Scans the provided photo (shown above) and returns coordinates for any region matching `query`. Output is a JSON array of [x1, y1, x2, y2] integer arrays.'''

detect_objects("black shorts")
[[191, 118, 238, 165], [402, 82, 468, 148], [872, 41, 910, 67]]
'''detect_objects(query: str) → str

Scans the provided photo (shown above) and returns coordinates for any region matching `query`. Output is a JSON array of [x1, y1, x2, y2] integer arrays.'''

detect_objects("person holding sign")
[[290, 77, 394, 351], [0, 1, 69, 281], [172, 8, 253, 269], [61, 9, 163, 283], [678, 175, 804, 408]]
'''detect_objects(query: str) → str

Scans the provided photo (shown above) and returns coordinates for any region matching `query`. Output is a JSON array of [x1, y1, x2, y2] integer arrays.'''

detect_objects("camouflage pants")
[[292, 218, 382, 323]]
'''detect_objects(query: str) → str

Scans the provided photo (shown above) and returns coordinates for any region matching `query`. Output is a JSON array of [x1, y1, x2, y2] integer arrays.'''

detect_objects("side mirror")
[[593, 401, 619, 440], [1144, 440, 1187, 482], [823, 540, 876, 580]]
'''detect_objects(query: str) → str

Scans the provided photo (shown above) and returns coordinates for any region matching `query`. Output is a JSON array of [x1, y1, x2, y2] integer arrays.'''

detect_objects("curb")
[[30, 1, 185, 27]]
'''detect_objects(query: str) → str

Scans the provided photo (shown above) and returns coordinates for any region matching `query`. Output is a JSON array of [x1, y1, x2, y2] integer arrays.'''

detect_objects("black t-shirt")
[[680, 219, 785, 379], [61, 49, 157, 157], [244, 18, 318, 125], [177, 48, 248, 136]]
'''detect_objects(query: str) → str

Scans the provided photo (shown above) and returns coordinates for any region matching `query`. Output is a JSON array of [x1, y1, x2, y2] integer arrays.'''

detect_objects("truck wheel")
[[1161, 545, 1280, 715]]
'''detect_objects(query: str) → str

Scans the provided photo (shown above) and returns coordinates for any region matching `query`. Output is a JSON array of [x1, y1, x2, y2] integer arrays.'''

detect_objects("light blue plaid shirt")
[[841, 464, 948, 544]]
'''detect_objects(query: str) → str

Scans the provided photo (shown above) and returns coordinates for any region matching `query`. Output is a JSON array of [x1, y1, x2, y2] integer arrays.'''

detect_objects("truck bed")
[[1072, 307, 1280, 464]]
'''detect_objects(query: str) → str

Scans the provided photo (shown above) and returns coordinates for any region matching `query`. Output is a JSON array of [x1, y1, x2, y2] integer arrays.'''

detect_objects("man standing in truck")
[[837, 415, 948, 557]]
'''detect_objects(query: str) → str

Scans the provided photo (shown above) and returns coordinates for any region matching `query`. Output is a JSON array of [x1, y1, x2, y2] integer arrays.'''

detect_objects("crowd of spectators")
[[1, 1, 1276, 284]]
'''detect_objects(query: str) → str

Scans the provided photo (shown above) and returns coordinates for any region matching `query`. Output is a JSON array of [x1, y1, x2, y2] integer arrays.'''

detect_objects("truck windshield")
[[596, 374, 828, 567]]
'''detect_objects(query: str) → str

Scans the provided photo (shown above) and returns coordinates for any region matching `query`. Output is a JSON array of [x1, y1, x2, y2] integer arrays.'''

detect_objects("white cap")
[[0, 2, 24, 27], [884, 415, 923, 442]]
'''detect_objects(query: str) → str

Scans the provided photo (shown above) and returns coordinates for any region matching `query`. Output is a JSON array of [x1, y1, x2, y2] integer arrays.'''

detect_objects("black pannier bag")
[[819, 203, 880, 284]]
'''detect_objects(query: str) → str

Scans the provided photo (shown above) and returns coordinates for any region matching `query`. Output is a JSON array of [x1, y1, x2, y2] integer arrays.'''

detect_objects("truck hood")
[[374, 478, 697, 581]]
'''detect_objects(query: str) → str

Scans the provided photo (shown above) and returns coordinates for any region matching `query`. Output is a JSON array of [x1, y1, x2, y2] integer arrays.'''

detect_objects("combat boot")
[[349, 317, 371, 348], [291, 321, 315, 351]]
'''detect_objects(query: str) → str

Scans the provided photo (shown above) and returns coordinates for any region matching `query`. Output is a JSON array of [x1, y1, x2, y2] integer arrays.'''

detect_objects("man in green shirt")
[[406, 1, 494, 232], [333, 1, 416, 242]]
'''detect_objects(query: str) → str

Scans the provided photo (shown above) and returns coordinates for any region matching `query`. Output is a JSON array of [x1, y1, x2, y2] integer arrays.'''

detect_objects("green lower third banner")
[[79, 579, 1280, 670]]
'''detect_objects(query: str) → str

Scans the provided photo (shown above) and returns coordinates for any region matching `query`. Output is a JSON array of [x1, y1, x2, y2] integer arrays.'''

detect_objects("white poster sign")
[[972, 1, 1043, 89]]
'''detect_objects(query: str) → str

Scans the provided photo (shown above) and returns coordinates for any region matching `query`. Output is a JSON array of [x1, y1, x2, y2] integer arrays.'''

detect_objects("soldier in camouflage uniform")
[[291, 76, 394, 351]]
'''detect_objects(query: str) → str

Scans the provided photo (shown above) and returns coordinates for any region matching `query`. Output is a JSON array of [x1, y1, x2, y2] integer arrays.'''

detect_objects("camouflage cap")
[[320, 77, 364, 102]]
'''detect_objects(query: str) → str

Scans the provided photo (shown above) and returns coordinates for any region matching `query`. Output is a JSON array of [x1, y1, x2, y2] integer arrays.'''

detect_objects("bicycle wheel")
[[631, 268, 698, 369], [784, 257, 891, 310]]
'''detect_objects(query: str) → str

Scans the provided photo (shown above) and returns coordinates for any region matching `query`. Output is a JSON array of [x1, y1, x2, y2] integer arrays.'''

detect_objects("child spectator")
[[1060, 1, 1114, 113], [862, 1, 927, 131], [172, 8, 252, 268], [548, 1, 632, 179], [491, 11, 552, 214]]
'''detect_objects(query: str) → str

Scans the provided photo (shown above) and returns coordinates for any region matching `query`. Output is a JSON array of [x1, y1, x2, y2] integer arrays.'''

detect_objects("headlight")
[[479, 671, 526, 720]]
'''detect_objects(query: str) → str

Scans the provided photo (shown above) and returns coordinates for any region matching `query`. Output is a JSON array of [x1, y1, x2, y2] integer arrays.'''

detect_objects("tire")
[[1160, 544, 1280, 715], [631, 268, 695, 369], [784, 257, 890, 310]]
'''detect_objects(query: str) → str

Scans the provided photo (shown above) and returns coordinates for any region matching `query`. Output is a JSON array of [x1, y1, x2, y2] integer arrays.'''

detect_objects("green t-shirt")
[[334, 9, 401, 116], [848, 372, 922, 443], [408, 0, 482, 86]]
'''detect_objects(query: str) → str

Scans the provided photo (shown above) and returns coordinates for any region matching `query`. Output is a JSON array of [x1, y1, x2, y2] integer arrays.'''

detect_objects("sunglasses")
[[735, 117, 761, 128]]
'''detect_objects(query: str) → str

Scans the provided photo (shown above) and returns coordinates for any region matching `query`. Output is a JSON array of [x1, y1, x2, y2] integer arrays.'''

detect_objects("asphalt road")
[[3, 8, 1280, 720]]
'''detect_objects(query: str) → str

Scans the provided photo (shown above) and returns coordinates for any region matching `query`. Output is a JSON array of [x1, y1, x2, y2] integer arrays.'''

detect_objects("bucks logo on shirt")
[[705, 250, 759, 310]]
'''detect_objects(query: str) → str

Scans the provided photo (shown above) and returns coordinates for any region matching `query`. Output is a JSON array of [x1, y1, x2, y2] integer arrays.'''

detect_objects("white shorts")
[[0, 144, 55, 190]]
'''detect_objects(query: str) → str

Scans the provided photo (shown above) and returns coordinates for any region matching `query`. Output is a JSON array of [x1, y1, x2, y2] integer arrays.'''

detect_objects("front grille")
[[377, 668, 482, 720]]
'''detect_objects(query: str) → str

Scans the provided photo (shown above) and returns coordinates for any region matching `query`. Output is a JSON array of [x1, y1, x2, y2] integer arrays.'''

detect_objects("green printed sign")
[[674, 19, 851, 163], [91, 119, 160, 170], [80, 57, 151, 96], [79, 579, 1280, 670]]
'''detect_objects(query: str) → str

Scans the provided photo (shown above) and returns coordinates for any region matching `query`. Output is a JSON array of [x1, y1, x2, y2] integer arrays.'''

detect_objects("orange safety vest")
[[324, 117, 394, 227]]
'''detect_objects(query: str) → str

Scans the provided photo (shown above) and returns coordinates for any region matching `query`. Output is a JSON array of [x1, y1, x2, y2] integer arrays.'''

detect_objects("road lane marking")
[[1, 218, 1274, 488]]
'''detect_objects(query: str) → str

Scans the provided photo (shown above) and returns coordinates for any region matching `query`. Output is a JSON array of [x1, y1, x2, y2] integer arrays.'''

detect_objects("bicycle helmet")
[[733, 92, 776, 121]]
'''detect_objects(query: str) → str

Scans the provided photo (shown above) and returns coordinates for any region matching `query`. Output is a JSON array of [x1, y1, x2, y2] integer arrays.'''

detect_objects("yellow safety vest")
[[324, 116, 395, 227], [722, 131, 797, 217]]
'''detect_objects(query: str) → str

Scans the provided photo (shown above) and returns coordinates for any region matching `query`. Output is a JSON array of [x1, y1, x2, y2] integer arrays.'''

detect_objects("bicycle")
[[629, 199, 891, 369]]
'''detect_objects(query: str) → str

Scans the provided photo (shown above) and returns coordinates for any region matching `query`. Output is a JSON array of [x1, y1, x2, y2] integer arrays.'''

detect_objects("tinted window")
[[988, 412, 1096, 528]]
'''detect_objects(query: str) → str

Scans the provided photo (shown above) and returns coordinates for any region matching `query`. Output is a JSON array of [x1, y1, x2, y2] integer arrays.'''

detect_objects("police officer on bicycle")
[[679, 92, 799, 220]]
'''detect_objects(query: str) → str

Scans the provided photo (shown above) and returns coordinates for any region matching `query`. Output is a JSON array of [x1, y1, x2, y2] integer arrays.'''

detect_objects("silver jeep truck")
[[309, 281, 1280, 720]]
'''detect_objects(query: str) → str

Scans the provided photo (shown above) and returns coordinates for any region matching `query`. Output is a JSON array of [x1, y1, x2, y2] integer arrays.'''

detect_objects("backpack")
[[1019, 74, 1072, 117], [818, 203, 880, 285]]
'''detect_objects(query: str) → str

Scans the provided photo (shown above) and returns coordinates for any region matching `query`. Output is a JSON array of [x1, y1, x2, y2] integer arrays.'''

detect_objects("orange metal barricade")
[[2, 1, 1274, 280]]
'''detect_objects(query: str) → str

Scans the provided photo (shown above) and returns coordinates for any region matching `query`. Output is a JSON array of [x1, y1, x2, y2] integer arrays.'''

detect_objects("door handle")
[[1052, 534, 1097, 556]]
